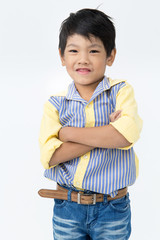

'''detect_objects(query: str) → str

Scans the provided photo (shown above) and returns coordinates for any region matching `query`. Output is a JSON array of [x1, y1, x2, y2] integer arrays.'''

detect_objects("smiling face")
[[59, 34, 116, 98]]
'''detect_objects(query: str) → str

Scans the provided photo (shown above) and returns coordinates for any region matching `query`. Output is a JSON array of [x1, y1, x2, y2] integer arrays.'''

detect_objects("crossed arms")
[[49, 110, 131, 167], [39, 82, 143, 169]]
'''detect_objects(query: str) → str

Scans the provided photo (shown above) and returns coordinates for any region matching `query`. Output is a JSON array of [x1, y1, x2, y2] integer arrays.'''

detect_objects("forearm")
[[49, 142, 94, 167], [61, 125, 131, 149]]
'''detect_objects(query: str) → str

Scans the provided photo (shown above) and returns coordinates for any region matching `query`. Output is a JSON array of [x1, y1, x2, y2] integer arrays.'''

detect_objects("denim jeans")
[[52, 190, 131, 240]]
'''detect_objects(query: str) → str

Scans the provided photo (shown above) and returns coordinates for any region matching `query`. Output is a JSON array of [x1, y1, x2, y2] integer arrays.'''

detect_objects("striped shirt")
[[39, 76, 143, 196]]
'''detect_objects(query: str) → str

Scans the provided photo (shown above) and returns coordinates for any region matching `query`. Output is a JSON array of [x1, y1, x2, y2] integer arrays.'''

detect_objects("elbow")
[[122, 139, 132, 148], [116, 134, 132, 148], [110, 115, 143, 145], [40, 148, 57, 169], [117, 138, 133, 150], [49, 155, 56, 168]]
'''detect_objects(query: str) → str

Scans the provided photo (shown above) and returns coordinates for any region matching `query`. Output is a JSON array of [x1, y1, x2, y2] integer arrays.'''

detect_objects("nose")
[[78, 52, 89, 65]]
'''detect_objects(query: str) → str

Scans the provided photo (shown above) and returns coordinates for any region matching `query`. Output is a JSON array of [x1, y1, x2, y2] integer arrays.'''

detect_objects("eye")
[[90, 50, 99, 53], [69, 49, 78, 53]]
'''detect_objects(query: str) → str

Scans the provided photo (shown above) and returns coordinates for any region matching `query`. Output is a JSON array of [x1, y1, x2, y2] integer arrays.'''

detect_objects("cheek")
[[65, 62, 72, 71], [96, 60, 107, 71], [65, 58, 75, 68], [65, 63, 75, 76]]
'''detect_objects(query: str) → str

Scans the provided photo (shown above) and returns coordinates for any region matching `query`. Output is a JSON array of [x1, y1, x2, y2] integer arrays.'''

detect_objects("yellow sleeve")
[[110, 82, 143, 149], [39, 100, 63, 169]]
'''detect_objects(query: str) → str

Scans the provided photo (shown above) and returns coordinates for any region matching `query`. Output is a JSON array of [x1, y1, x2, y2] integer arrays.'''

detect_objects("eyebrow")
[[66, 43, 102, 48]]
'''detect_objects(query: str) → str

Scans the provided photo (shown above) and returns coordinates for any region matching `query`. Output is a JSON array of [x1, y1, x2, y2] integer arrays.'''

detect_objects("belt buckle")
[[77, 192, 96, 205]]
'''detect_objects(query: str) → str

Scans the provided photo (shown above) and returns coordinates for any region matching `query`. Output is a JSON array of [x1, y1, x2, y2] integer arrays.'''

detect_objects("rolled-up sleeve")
[[39, 101, 63, 169], [110, 82, 143, 148]]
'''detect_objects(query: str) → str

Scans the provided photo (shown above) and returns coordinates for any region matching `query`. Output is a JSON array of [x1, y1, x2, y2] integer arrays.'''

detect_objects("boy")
[[39, 8, 143, 240]]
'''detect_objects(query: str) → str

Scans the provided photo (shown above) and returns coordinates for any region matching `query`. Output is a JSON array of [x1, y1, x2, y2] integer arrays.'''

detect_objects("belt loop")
[[103, 194, 108, 203], [67, 189, 72, 202]]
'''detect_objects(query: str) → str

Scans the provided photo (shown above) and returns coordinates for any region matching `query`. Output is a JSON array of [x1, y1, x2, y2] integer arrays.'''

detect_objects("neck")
[[75, 83, 100, 102]]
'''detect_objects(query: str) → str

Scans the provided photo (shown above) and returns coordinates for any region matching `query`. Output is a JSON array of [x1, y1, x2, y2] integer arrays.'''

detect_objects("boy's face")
[[59, 34, 116, 95]]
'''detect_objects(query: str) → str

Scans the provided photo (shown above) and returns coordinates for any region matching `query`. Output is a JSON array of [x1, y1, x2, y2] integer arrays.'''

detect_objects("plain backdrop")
[[0, 0, 160, 239]]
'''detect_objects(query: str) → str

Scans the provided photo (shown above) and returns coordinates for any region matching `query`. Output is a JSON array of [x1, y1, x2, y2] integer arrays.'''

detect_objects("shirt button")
[[76, 182, 80, 186], [87, 104, 91, 108], [83, 155, 88, 159]]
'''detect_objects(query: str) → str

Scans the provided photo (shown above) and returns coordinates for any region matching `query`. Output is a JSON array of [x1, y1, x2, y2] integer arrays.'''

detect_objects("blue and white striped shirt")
[[39, 76, 142, 196]]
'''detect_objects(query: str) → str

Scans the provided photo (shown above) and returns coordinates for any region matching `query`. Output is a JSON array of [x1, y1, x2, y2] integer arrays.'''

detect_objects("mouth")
[[76, 68, 91, 75]]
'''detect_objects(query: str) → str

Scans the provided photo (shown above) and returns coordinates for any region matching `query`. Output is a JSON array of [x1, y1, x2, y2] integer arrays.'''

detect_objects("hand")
[[58, 127, 70, 142], [109, 110, 122, 122]]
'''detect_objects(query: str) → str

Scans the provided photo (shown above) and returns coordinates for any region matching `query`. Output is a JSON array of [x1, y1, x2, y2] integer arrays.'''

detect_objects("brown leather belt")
[[38, 185, 127, 205]]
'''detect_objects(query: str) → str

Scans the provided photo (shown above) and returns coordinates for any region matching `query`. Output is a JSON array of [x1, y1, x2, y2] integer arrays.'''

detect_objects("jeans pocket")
[[109, 193, 130, 213], [54, 199, 67, 208]]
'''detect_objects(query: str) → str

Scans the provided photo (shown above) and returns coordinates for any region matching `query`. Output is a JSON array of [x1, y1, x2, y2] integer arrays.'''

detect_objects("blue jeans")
[[52, 191, 131, 240]]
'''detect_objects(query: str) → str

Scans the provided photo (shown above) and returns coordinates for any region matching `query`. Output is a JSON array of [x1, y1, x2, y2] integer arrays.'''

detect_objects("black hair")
[[59, 8, 116, 57]]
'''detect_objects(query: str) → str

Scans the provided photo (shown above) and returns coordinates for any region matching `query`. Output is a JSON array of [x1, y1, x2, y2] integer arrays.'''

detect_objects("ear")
[[106, 48, 116, 66], [59, 48, 65, 66]]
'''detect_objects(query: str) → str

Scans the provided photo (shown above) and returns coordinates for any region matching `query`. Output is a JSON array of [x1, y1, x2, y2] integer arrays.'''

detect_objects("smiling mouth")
[[76, 68, 91, 74]]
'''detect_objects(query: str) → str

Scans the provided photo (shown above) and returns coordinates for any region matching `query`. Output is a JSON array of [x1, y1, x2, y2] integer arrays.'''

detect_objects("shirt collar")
[[66, 76, 111, 103], [91, 76, 110, 101]]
